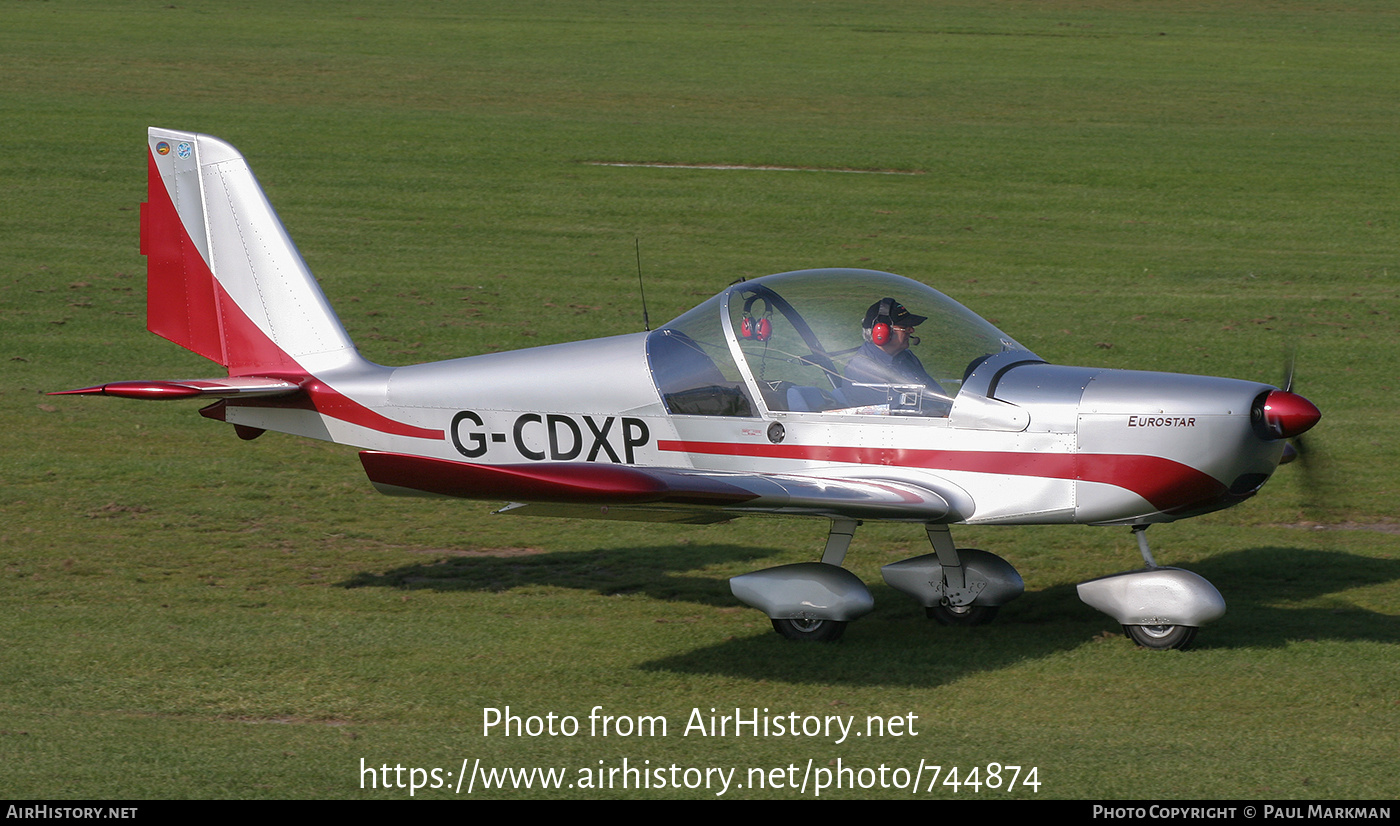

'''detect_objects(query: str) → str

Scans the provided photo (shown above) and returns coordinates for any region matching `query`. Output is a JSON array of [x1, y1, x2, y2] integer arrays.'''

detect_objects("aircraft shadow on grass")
[[339, 542, 776, 608], [641, 545, 1400, 687], [342, 542, 1398, 686]]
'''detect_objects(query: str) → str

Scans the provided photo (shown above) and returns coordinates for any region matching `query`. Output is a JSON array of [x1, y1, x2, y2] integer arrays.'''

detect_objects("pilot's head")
[[863, 298, 926, 354]]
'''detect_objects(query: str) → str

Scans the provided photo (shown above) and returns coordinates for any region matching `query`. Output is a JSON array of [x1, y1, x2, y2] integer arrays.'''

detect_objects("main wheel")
[[771, 617, 847, 642], [1123, 624, 1198, 651], [927, 603, 999, 626]]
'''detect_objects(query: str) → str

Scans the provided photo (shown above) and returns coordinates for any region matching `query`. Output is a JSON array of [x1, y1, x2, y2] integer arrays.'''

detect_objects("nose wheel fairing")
[[1075, 527, 1226, 650], [1076, 567, 1226, 629]]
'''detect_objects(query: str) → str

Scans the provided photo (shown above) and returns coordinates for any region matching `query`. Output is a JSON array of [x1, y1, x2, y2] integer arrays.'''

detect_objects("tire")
[[1123, 624, 1198, 651], [926, 603, 999, 626], [771, 617, 847, 642]]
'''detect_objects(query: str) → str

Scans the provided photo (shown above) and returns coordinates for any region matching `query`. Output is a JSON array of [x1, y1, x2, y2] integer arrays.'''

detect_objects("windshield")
[[648, 269, 1032, 417]]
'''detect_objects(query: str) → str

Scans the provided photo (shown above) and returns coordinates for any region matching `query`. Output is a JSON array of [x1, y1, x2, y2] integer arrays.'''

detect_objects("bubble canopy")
[[646, 269, 1033, 417]]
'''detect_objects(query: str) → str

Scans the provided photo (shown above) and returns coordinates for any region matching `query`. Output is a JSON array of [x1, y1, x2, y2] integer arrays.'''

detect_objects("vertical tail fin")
[[141, 128, 362, 376]]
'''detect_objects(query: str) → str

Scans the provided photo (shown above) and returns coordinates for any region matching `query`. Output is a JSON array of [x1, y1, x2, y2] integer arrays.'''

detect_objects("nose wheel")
[[771, 617, 848, 642], [1123, 623, 1198, 651]]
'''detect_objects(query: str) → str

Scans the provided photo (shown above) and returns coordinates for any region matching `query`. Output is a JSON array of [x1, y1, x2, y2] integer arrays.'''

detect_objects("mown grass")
[[2, 0, 1397, 799]]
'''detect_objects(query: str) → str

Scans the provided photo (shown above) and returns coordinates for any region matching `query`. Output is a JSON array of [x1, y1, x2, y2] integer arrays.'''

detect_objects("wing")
[[358, 451, 966, 523]]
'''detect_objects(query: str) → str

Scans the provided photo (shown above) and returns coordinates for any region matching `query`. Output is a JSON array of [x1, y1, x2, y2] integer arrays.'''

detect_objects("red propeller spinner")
[[1254, 390, 1321, 440]]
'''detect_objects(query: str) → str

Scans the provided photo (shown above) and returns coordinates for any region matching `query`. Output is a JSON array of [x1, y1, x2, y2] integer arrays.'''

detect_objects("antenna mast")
[[635, 238, 651, 332]]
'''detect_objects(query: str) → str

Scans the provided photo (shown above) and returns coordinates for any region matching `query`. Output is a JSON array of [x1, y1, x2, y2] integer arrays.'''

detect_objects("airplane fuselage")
[[208, 327, 1285, 528]]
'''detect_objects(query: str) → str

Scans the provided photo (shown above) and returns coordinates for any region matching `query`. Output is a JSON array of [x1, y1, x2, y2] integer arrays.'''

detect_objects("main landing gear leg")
[[924, 525, 999, 626], [821, 518, 858, 566]]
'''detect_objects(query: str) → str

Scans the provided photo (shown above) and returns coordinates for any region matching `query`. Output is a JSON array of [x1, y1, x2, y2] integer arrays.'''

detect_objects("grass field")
[[3, 0, 1398, 800]]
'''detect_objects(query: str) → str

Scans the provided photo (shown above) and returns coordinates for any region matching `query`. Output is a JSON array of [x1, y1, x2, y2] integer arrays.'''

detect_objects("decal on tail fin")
[[141, 128, 361, 376]]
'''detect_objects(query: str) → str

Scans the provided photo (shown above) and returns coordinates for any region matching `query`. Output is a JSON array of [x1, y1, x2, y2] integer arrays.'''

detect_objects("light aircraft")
[[56, 128, 1322, 649]]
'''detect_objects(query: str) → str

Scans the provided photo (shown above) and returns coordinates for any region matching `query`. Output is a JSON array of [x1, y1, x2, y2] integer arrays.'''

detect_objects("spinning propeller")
[[1264, 347, 1326, 516]]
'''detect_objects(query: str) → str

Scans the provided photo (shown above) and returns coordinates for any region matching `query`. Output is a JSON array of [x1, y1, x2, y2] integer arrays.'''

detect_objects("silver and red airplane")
[[56, 128, 1321, 649]]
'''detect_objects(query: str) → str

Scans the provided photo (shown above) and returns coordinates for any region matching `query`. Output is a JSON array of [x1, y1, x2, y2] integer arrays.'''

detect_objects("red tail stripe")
[[144, 151, 228, 364], [142, 149, 440, 441]]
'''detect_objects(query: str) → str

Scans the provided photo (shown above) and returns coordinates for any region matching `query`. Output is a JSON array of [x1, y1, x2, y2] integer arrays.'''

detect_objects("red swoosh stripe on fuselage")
[[656, 439, 1226, 513]]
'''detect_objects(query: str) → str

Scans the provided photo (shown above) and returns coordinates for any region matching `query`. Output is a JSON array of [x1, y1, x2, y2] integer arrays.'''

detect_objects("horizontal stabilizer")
[[50, 376, 304, 400]]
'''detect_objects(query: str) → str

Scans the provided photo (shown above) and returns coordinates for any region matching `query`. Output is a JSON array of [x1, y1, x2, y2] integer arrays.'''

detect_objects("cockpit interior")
[[646, 269, 1030, 419]]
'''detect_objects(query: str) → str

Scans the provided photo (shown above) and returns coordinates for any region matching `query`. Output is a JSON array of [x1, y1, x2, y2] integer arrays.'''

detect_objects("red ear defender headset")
[[868, 298, 921, 347], [741, 296, 773, 341], [869, 298, 895, 346]]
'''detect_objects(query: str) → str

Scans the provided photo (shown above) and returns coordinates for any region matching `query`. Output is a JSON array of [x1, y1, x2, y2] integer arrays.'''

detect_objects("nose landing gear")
[[1076, 526, 1225, 651]]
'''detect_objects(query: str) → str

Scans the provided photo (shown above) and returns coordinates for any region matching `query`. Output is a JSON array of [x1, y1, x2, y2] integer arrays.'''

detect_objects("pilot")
[[843, 297, 948, 409]]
